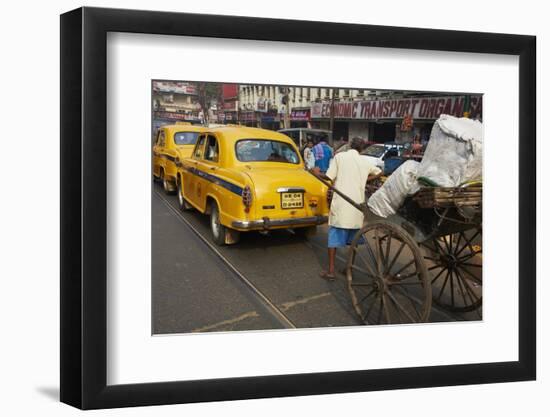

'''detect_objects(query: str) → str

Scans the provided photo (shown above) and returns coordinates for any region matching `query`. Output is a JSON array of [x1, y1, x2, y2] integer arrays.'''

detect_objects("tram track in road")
[[154, 185, 476, 329], [154, 190, 297, 330]]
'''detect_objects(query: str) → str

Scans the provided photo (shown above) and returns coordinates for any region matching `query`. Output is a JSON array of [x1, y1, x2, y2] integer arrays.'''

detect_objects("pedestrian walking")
[[313, 138, 333, 173], [311, 137, 382, 280], [303, 139, 316, 170]]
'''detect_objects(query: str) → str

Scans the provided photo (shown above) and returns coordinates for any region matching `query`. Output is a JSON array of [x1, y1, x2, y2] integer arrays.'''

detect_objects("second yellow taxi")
[[175, 126, 329, 245], [153, 122, 208, 193]]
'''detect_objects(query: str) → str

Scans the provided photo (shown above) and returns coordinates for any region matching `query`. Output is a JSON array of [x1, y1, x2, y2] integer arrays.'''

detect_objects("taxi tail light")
[[242, 185, 253, 212]]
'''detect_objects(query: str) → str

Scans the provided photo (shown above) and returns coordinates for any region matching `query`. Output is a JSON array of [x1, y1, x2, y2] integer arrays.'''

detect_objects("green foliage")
[[196, 82, 222, 123]]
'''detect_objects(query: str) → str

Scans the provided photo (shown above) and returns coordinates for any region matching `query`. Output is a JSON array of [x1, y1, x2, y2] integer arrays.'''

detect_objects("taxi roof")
[[161, 124, 208, 133], [206, 126, 293, 144]]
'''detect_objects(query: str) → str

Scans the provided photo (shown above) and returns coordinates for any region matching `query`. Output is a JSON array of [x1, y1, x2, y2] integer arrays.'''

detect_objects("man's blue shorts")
[[328, 226, 362, 248]]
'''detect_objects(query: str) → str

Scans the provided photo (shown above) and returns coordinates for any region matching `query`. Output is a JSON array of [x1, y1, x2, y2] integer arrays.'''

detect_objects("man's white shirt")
[[325, 149, 381, 229]]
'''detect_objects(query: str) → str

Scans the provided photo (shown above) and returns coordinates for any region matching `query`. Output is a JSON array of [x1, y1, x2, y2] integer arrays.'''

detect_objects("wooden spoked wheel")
[[423, 228, 482, 314], [346, 221, 432, 325]]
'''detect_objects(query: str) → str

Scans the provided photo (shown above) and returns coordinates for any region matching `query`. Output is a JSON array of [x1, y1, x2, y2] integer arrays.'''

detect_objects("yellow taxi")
[[176, 126, 329, 245], [152, 123, 207, 193]]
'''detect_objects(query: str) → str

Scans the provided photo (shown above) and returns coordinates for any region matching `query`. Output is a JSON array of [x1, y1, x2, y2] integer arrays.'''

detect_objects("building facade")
[[237, 85, 482, 145], [151, 82, 483, 147], [218, 83, 239, 124], [152, 81, 203, 135], [311, 92, 482, 144]]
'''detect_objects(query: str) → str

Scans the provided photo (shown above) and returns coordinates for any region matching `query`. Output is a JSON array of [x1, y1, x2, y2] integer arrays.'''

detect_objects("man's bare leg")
[[327, 248, 336, 275], [320, 248, 337, 280]]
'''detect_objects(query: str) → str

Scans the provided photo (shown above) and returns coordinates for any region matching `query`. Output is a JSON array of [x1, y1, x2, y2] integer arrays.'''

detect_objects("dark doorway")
[[372, 122, 396, 142], [332, 121, 349, 143]]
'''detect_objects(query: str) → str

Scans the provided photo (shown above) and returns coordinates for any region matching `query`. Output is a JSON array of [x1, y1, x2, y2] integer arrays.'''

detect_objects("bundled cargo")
[[368, 160, 420, 218], [414, 114, 483, 189], [368, 115, 483, 218]]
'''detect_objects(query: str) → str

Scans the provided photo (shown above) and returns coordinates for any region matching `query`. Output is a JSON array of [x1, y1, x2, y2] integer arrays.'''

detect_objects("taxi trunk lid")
[[242, 166, 325, 221]]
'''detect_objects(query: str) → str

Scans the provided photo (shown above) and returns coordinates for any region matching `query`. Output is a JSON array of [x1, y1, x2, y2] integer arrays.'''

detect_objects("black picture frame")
[[60, 6, 536, 410]]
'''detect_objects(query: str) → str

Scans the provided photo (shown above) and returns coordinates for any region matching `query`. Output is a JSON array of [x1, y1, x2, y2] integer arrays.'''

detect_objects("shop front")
[[290, 109, 310, 129], [370, 121, 398, 143], [221, 97, 239, 125], [152, 81, 201, 134], [347, 121, 370, 142], [152, 111, 202, 137], [223, 112, 238, 123], [332, 121, 350, 143], [260, 111, 281, 131], [240, 111, 259, 127], [310, 94, 482, 144]]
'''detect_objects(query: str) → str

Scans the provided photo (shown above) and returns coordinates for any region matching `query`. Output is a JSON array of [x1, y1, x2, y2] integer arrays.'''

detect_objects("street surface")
[[152, 183, 481, 334]]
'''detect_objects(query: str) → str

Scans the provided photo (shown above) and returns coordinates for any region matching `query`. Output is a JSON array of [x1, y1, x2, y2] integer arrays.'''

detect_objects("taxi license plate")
[[281, 192, 304, 209]]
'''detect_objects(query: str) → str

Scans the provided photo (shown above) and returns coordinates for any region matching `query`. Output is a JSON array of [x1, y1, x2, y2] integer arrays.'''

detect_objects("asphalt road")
[[152, 183, 481, 334]]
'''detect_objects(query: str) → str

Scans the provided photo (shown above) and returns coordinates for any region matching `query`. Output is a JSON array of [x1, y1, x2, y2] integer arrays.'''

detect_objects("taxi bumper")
[[232, 215, 328, 230]]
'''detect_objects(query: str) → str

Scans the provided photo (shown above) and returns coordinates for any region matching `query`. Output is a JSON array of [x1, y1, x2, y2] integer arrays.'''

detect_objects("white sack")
[[368, 160, 420, 218], [415, 114, 483, 189]]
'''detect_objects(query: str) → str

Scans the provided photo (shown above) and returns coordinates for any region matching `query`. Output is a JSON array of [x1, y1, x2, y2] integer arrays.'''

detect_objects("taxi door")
[[195, 134, 221, 211], [184, 134, 207, 209]]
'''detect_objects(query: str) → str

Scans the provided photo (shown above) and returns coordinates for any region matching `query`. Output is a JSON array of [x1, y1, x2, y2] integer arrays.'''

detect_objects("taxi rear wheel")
[[177, 180, 194, 211], [160, 169, 175, 195], [210, 203, 228, 246]]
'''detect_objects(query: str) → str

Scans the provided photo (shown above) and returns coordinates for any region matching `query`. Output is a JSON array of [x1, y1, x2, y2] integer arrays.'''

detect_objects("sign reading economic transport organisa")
[[311, 95, 482, 120]]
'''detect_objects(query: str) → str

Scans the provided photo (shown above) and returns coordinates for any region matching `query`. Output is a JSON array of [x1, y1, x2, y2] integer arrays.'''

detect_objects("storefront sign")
[[152, 81, 197, 95], [290, 109, 310, 121], [153, 111, 201, 121], [310, 95, 482, 120]]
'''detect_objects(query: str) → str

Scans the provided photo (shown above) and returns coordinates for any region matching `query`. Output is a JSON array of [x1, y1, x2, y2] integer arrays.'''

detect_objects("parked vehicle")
[[176, 126, 329, 245], [361, 142, 405, 170], [383, 141, 425, 175], [152, 123, 207, 193]]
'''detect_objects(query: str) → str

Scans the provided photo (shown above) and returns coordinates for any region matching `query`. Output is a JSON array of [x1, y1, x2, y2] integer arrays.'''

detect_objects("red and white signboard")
[[153, 111, 200, 121], [152, 81, 197, 95], [310, 95, 482, 120], [290, 109, 310, 121]]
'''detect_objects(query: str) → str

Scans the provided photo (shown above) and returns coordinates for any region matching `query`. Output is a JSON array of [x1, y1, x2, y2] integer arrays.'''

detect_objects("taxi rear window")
[[235, 139, 299, 164], [174, 132, 199, 145]]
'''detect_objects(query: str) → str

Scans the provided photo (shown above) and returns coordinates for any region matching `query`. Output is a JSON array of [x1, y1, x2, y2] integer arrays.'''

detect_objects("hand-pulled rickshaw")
[[313, 174, 482, 325]]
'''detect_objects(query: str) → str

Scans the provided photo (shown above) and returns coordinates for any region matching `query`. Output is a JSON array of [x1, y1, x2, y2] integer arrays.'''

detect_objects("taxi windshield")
[[174, 132, 199, 145], [235, 139, 300, 164]]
